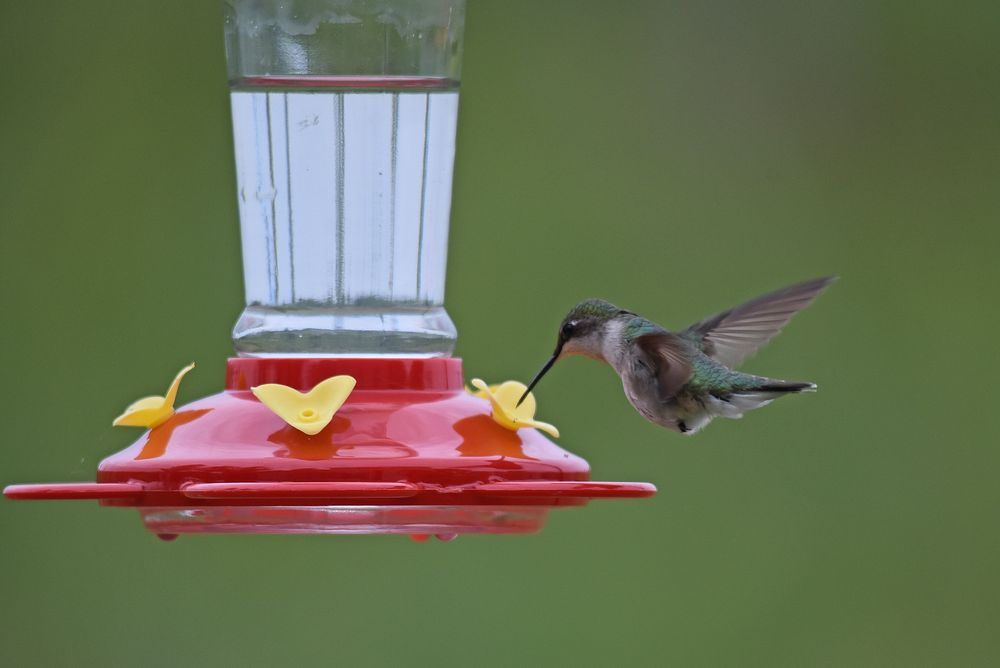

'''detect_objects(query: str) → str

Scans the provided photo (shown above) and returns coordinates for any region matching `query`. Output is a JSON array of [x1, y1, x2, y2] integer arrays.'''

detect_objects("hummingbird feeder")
[[4, 0, 655, 540]]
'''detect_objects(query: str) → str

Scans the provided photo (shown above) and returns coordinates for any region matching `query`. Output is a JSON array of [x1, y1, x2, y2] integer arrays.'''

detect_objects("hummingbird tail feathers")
[[676, 379, 816, 434], [722, 377, 816, 413], [752, 380, 817, 393]]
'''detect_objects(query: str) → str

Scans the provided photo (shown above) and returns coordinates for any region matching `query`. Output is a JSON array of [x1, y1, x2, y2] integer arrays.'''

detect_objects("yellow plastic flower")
[[113, 363, 196, 429], [469, 378, 560, 438], [251, 375, 356, 436]]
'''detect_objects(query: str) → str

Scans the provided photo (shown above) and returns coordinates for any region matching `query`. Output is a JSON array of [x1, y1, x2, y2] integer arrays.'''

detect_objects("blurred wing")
[[634, 332, 693, 402], [683, 277, 835, 368]]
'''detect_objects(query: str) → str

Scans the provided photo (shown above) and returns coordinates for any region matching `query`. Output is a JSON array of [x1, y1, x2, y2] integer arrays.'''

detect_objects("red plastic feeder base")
[[4, 358, 655, 538]]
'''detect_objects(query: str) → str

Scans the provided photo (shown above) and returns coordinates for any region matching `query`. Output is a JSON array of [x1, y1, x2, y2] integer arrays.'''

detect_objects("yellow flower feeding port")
[[469, 379, 560, 438], [252, 376, 357, 435]]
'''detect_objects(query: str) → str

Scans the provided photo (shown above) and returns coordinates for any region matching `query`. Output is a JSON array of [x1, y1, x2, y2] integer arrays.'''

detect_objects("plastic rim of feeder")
[[4, 357, 655, 539]]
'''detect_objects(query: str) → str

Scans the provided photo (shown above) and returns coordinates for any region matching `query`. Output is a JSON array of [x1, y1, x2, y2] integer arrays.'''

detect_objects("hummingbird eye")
[[561, 321, 578, 338]]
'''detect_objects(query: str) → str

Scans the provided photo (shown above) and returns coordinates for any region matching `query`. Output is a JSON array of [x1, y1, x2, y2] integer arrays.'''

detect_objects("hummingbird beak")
[[516, 342, 563, 407]]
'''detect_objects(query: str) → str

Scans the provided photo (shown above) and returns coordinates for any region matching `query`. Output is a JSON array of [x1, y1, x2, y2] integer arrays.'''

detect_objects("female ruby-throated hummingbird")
[[517, 277, 835, 435]]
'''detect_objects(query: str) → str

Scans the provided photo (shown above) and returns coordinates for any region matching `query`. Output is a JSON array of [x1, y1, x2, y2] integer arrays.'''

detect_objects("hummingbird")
[[518, 277, 835, 435]]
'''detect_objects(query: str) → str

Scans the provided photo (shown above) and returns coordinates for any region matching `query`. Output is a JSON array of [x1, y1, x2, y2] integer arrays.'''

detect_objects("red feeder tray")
[[5, 357, 655, 539]]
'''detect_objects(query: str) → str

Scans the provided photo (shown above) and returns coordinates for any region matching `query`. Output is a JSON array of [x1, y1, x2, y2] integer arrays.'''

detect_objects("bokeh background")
[[2, 1, 999, 666]]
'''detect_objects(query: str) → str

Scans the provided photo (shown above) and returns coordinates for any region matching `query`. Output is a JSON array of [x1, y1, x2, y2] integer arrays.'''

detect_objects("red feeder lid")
[[5, 358, 655, 539]]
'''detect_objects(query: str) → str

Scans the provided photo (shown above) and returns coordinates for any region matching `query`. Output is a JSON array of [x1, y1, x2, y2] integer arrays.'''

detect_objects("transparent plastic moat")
[[231, 75, 459, 356], [141, 506, 548, 537]]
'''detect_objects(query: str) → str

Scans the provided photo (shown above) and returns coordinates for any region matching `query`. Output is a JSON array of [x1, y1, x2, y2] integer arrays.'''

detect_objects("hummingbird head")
[[517, 299, 628, 406]]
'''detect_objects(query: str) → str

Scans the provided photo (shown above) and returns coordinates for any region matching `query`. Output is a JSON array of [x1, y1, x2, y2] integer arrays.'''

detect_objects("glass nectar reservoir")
[[225, 0, 464, 356]]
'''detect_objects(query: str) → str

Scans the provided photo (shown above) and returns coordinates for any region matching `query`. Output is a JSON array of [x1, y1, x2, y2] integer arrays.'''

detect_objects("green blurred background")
[[2, 1, 999, 666]]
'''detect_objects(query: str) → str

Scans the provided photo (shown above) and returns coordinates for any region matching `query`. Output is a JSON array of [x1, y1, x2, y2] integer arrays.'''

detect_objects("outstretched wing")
[[633, 332, 693, 402], [683, 277, 836, 368]]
